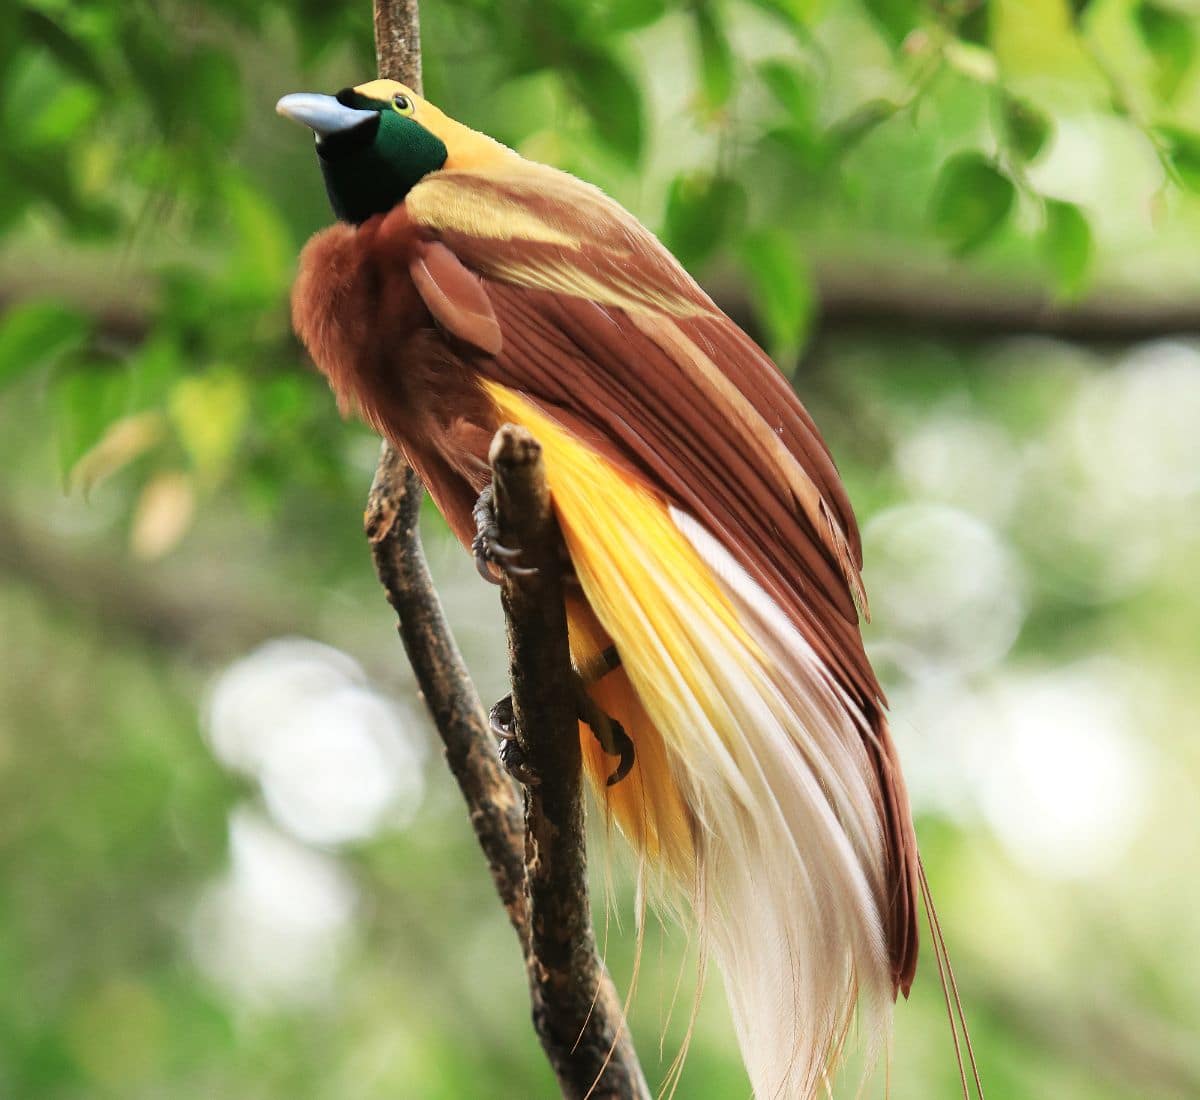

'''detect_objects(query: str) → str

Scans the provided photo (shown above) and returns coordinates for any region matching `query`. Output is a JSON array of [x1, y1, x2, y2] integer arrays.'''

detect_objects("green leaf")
[[1002, 96, 1052, 162], [566, 50, 644, 164], [1159, 126, 1200, 192], [594, 0, 668, 32], [862, 0, 920, 48], [744, 0, 823, 29], [930, 152, 1015, 254], [168, 369, 249, 485], [0, 301, 89, 386], [1136, 1, 1196, 102], [756, 60, 815, 123], [54, 363, 130, 480], [760, 124, 829, 172], [739, 229, 813, 363], [694, 3, 735, 110], [1041, 200, 1092, 298], [25, 83, 99, 147], [959, 3, 989, 44], [826, 98, 901, 158], [223, 178, 294, 301], [664, 172, 746, 269]]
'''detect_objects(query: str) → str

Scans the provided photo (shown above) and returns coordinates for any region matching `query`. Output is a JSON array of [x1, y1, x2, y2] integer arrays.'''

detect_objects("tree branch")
[[367, 5, 647, 1096], [364, 445, 528, 935], [367, 0, 530, 942], [808, 259, 1200, 344], [491, 426, 650, 1100]]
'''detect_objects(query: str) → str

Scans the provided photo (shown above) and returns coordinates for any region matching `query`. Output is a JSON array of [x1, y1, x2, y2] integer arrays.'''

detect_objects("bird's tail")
[[498, 390, 898, 1097]]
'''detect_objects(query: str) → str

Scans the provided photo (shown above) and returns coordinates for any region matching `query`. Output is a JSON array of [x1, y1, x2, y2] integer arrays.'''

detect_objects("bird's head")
[[276, 79, 510, 224]]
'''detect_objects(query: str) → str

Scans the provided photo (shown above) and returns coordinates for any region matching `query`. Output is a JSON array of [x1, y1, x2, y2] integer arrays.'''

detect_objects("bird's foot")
[[489, 694, 539, 786], [576, 684, 635, 787], [472, 484, 537, 586]]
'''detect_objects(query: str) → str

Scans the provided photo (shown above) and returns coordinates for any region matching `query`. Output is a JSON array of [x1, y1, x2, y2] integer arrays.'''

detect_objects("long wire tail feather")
[[918, 857, 984, 1100]]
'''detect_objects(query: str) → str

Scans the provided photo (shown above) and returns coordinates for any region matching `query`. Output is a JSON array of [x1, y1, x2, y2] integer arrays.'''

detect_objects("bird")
[[278, 80, 965, 1099]]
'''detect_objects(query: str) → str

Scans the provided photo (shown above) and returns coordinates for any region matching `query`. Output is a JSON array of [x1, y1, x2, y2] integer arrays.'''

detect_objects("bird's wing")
[[406, 166, 873, 693], [400, 165, 919, 995]]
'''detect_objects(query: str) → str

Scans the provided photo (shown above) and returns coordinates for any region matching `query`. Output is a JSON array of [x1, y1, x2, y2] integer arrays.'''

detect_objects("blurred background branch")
[[9, 266, 1200, 359]]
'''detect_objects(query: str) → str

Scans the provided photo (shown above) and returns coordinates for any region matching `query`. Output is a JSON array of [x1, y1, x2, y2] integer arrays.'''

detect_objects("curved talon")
[[472, 485, 538, 582], [489, 694, 515, 739], [489, 694, 538, 785], [604, 734, 633, 786], [474, 541, 504, 586], [605, 722, 635, 787], [488, 542, 525, 560], [575, 678, 636, 788]]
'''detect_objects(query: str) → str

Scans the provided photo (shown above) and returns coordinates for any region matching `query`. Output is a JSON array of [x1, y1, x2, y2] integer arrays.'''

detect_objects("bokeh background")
[[2, 0, 1200, 1096]]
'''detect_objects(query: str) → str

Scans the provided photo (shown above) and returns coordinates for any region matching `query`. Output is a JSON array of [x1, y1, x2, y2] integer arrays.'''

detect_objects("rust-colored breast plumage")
[[292, 209, 499, 545]]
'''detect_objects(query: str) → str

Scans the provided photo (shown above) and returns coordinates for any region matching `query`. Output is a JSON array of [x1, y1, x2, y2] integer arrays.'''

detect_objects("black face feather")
[[314, 89, 448, 224]]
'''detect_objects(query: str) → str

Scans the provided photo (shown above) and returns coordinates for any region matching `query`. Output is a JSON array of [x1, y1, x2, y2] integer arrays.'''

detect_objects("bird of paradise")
[[278, 80, 976, 1099]]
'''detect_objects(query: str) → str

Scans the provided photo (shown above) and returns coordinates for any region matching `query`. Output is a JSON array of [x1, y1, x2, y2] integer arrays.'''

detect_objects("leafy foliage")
[[930, 153, 1016, 254], [1041, 199, 1093, 299]]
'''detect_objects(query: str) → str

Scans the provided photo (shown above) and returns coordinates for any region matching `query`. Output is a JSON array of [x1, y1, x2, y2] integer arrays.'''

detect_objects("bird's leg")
[[490, 646, 633, 788], [576, 685, 636, 787], [472, 483, 537, 585], [574, 647, 634, 787], [489, 694, 539, 785]]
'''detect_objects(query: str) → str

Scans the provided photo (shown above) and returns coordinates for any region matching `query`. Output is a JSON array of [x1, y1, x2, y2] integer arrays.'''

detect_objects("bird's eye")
[[392, 93, 415, 117]]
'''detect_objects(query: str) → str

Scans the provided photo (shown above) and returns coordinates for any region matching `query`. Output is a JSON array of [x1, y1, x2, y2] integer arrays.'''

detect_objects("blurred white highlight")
[[1065, 341, 1200, 506], [890, 663, 1150, 879], [206, 638, 425, 846], [1023, 340, 1200, 599], [974, 664, 1151, 878], [863, 502, 1026, 675], [189, 808, 358, 1005], [895, 413, 1022, 525]]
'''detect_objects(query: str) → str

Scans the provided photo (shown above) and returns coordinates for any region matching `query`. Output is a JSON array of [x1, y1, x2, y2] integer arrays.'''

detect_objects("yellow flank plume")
[[483, 382, 758, 875], [483, 382, 748, 661]]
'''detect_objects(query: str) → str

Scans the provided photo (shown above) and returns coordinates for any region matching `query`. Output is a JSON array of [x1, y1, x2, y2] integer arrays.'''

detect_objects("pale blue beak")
[[275, 93, 376, 138]]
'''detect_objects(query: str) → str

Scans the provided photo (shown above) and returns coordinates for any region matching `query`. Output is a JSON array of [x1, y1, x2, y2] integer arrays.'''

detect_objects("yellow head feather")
[[352, 80, 516, 172]]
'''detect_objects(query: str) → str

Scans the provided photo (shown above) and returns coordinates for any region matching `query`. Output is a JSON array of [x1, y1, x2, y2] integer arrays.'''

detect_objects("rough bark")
[[491, 426, 650, 1099]]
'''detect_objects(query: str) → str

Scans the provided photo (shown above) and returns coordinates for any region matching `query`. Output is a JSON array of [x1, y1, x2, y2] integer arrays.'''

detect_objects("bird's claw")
[[489, 694, 515, 739], [574, 677, 635, 787], [490, 694, 539, 786], [601, 719, 635, 787], [473, 485, 538, 585]]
